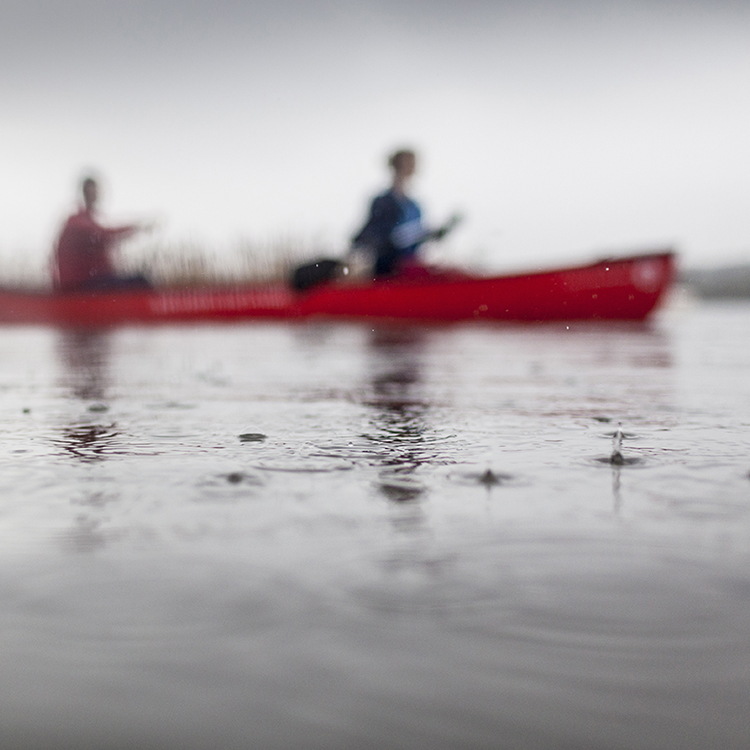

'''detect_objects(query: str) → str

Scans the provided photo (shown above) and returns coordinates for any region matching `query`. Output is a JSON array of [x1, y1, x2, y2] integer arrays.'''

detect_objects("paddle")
[[428, 213, 463, 241]]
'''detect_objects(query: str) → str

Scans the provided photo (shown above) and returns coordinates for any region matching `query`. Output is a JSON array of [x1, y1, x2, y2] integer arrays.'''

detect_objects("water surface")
[[1, 302, 750, 749]]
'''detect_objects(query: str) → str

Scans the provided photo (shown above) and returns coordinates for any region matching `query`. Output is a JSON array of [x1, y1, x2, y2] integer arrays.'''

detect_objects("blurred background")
[[2, 0, 749, 283]]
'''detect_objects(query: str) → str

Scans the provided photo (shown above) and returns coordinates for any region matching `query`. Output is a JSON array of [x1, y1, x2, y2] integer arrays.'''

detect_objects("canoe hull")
[[0, 252, 675, 326]]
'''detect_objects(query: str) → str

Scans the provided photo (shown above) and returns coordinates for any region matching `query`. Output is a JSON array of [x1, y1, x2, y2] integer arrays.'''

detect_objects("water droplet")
[[596, 423, 641, 465], [479, 469, 515, 486], [612, 423, 623, 456], [239, 433, 267, 443]]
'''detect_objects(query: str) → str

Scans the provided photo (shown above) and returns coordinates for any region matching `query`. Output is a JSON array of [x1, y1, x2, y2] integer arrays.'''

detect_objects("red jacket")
[[53, 209, 136, 291]]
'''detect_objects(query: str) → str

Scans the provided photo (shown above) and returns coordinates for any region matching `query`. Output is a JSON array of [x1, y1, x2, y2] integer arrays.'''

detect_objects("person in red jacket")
[[53, 177, 151, 292]]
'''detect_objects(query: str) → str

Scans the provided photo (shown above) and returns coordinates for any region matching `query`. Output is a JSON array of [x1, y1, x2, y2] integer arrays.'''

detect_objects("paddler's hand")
[[432, 213, 463, 241]]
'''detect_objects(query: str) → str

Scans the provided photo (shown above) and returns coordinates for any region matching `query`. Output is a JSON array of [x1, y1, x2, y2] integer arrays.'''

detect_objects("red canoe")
[[0, 251, 674, 326]]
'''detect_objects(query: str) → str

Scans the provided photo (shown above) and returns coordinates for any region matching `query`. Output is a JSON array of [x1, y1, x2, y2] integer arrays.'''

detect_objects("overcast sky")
[[2, 0, 749, 277]]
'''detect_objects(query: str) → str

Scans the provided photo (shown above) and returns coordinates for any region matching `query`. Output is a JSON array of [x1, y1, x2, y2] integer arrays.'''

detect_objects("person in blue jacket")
[[352, 149, 457, 277]]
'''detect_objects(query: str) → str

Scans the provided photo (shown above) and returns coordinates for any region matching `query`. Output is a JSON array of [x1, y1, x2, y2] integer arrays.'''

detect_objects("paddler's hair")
[[388, 149, 416, 172]]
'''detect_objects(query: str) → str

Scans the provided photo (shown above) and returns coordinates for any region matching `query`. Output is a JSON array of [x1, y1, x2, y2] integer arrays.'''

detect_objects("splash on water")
[[596, 422, 641, 466]]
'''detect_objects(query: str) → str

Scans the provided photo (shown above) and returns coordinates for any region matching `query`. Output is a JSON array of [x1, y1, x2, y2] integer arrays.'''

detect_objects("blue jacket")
[[353, 189, 428, 276]]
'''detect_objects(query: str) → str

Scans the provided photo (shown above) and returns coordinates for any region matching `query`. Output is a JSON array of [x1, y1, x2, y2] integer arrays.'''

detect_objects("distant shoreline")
[[680, 264, 750, 299]]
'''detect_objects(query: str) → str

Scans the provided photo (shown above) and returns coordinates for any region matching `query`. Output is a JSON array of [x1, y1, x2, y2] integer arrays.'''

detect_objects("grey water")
[[1, 301, 750, 749]]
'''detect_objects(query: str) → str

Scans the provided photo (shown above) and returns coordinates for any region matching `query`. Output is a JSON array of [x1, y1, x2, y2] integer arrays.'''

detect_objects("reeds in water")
[[117, 235, 335, 287], [0, 235, 336, 290], [0, 247, 51, 289]]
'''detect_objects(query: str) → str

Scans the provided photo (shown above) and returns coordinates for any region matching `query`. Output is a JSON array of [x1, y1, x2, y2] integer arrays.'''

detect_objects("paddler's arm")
[[104, 221, 153, 241]]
